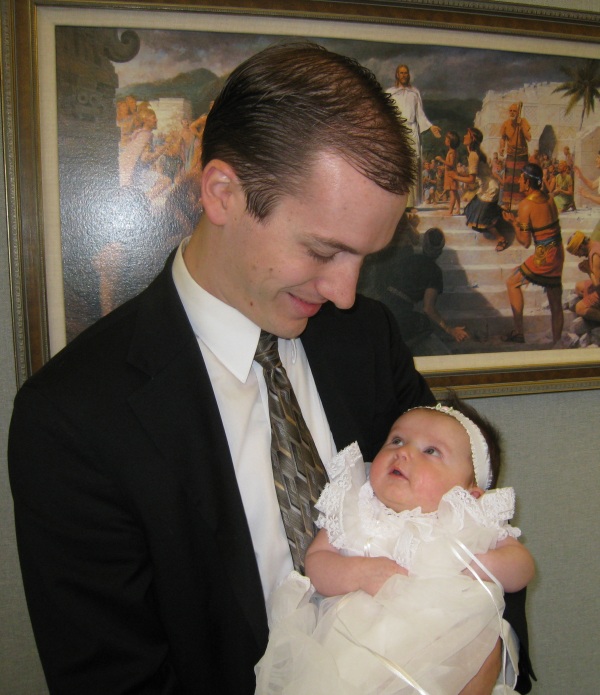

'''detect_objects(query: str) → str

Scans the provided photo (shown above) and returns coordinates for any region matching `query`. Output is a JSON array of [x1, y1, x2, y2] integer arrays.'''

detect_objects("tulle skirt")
[[255, 571, 507, 695]]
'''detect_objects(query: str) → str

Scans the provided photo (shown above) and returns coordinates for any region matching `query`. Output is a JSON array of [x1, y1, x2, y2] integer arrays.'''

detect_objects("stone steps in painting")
[[364, 204, 599, 353]]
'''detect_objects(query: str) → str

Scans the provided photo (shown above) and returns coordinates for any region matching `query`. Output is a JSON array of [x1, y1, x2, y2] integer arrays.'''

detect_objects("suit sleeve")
[[381, 300, 435, 410], [8, 383, 181, 695]]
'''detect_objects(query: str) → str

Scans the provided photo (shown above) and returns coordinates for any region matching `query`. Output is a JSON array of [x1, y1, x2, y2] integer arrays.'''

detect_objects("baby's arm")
[[304, 528, 408, 597], [464, 536, 535, 593]]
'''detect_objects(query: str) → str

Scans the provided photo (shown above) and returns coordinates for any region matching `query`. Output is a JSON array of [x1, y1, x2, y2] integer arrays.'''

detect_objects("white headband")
[[409, 403, 492, 489]]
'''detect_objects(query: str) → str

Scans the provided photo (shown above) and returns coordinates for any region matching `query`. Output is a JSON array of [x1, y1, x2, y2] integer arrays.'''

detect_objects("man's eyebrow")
[[307, 237, 361, 255]]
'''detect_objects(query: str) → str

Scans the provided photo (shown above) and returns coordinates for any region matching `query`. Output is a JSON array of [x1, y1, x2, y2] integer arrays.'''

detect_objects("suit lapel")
[[301, 307, 360, 452], [125, 259, 268, 647]]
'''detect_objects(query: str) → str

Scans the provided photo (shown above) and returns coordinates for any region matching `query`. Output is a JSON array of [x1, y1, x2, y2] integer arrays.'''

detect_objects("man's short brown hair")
[[202, 42, 416, 219]]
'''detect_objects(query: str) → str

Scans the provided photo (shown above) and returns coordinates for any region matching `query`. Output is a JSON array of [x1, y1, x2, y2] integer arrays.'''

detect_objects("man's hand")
[[450, 325, 469, 343], [502, 209, 516, 226]]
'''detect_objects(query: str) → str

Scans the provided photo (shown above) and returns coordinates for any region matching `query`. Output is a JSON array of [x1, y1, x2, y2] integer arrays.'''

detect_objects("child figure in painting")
[[437, 130, 461, 215], [255, 396, 534, 695]]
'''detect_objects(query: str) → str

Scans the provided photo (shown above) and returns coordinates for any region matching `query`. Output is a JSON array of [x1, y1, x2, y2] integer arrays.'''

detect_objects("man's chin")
[[265, 316, 310, 340]]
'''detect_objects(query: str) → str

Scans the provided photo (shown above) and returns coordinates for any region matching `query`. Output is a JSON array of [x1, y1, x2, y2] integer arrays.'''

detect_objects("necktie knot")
[[255, 331, 282, 370]]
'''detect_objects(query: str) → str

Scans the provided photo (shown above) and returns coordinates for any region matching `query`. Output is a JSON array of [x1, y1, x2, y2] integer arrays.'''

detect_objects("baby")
[[255, 396, 534, 694]]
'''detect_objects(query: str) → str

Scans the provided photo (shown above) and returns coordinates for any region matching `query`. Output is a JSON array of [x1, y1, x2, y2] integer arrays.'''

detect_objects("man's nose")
[[317, 260, 361, 310]]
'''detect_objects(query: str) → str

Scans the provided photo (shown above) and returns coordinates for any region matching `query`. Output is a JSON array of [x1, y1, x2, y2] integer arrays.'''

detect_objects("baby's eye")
[[390, 436, 404, 446], [424, 446, 441, 456]]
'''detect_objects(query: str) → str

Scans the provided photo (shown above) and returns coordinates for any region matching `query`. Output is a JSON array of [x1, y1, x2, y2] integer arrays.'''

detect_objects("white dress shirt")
[[172, 239, 337, 601]]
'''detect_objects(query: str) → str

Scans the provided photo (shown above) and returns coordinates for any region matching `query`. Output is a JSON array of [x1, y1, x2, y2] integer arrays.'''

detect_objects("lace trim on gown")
[[316, 442, 520, 573]]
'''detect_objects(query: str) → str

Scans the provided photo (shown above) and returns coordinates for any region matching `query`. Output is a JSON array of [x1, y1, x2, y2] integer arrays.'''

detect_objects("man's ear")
[[469, 486, 485, 500], [201, 159, 241, 226]]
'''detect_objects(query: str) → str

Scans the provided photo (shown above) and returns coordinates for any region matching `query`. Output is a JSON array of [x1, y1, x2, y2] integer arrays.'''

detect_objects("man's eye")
[[308, 249, 335, 264]]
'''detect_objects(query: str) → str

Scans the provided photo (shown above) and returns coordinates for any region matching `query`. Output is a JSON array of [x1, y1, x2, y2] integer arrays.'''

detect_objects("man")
[[9, 43, 530, 694], [421, 160, 436, 203], [119, 106, 170, 198], [552, 159, 576, 213], [566, 231, 600, 324], [499, 102, 532, 210], [574, 150, 600, 205], [386, 63, 441, 208], [574, 149, 600, 240], [362, 225, 469, 356], [383, 227, 470, 355], [503, 163, 564, 344]]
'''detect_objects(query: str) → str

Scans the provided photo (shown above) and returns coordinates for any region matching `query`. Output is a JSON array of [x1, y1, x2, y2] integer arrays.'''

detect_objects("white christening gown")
[[255, 443, 521, 695]]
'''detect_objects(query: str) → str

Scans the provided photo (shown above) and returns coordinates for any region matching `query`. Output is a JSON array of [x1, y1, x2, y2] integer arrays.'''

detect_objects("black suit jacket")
[[9, 255, 530, 693]]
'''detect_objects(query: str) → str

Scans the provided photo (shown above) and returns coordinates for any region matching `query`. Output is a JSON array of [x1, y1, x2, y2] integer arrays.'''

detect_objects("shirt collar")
[[171, 239, 261, 383]]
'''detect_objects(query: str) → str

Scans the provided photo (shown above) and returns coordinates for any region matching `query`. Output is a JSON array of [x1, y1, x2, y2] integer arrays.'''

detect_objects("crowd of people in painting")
[[422, 111, 579, 220], [109, 80, 600, 354], [373, 90, 600, 354], [116, 94, 210, 214], [424, 147, 580, 215], [87, 96, 210, 319]]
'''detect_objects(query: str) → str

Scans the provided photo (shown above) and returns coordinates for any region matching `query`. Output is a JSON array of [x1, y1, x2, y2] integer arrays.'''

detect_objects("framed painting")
[[3, 0, 600, 396]]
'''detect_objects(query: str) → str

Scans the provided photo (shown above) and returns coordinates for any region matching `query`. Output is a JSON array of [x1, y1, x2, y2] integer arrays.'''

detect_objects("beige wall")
[[1, 2, 598, 693], [475, 390, 599, 692], [1, 144, 47, 691]]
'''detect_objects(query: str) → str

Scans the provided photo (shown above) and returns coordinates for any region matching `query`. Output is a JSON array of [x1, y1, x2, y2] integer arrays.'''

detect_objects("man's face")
[[204, 153, 407, 338], [144, 112, 157, 130], [509, 107, 519, 120], [519, 173, 529, 193], [396, 66, 410, 86]]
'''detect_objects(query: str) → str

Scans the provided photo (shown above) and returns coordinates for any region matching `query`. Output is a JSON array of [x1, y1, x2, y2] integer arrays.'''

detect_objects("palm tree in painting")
[[552, 59, 600, 130]]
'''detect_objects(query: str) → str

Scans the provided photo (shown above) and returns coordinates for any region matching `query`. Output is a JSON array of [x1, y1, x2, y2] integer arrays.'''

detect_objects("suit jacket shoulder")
[[302, 294, 434, 461]]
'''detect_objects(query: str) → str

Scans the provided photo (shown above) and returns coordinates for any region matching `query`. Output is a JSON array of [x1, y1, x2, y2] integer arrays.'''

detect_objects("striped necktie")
[[254, 331, 328, 573]]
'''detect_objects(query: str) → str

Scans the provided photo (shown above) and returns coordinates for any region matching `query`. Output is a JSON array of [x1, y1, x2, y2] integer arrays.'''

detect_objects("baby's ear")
[[469, 486, 485, 500]]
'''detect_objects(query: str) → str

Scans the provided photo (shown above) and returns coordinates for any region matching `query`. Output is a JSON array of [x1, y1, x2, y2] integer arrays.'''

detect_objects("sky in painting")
[[113, 29, 588, 103]]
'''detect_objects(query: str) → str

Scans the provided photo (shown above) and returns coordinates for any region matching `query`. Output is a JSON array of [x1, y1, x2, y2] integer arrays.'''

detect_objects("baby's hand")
[[358, 556, 408, 596]]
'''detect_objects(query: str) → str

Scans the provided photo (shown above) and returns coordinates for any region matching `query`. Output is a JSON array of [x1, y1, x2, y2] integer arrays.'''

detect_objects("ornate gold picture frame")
[[2, 0, 599, 396]]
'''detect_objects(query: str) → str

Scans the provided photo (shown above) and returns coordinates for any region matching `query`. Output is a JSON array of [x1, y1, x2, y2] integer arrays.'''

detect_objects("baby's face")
[[369, 409, 476, 513]]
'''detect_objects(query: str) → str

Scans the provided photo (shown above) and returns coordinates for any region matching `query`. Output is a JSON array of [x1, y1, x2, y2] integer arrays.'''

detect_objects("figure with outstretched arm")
[[387, 64, 441, 208]]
